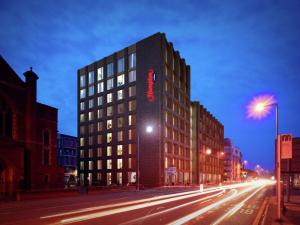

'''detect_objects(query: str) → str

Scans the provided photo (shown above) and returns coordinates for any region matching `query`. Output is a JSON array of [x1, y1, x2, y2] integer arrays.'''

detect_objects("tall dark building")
[[190, 102, 224, 184], [0, 56, 64, 197], [77, 33, 191, 187]]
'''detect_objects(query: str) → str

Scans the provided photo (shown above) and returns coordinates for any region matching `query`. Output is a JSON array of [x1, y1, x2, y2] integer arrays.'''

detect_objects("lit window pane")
[[117, 145, 123, 155], [107, 133, 112, 144], [118, 58, 125, 73], [97, 96, 103, 106], [88, 112, 94, 121], [129, 86, 136, 97], [88, 71, 94, 84], [107, 159, 112, 169], [80, 102, 85, 111], [107, 119, 112, 129], [117, 90, 124, 100], [107, 106, 113, 117], [88, 99, 94, 109], [129, 53, 136, 69], [107, 78, 114, 90], [80, 89, 86, 99], [97, 82, 104, 93], [107, 63, 114, 77], [107, 93, 113, 103], [80, 75, 86, 88], [97, 67, 104, 81], [117, 159, 123, 169], [89, 86, 94, 96], [129, 70, 136, 82], [117, 74, 125, 86]]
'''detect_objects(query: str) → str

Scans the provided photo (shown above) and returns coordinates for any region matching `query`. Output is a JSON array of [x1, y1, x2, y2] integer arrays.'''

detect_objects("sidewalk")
[[262, 189, 300, 225]]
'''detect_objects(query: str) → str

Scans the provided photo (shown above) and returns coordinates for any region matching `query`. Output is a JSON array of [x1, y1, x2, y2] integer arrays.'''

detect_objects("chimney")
[[23, 67, 39, 101]]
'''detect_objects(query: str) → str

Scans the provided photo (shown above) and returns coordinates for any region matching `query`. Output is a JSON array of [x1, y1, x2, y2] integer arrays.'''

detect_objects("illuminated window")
[[107, 93, 113, 103], [107, 63, 114, 77], [88, 112, 94, 121], [97, 96, 103, 106], [117, 131, 123, 142], [88, 99, 94, 109], [97, 160, 102, 170], [97, 82, 104, 93], [97, 67, 104, 81], [80, 89, 86, 99], [80, 74, 86, 88], [117, 172, 122, 185], [80, 137, 84, 146], [88, 149, 93, 158], [88, 86, 94, 96], [80, 150, 84, 158], [117, 117, 124, 128], [128, 144, 136, 154], [129, 100, 136, 111], [117, 145, 123, 155], [117, 74, 125, 86], [80, 113, 85, 122], [88, 161, 93, 170], [97, 147, 102, 157], [117, 90, 124, 100], [88, 71, 94, 84], [117, 103, 124, 114], [80, 102, 85, 111], [107, 78, 114, 90], [129, 70, 136, 82], [128, 129, 136, 140], [107, 106, 113, 117], [129, 85, 136, 97], [97, 122, 103, 132], [107, 159, 112, 169], [118, 57, 125, 73], [107, 146, 112, 156], [107, 172, 112, 185], [97, 109, 103, 119], [129, 53, 136, 69], [107, 119, 112, 129], [107, 133, 112, 143], [97, 135, 102, 144], [80, 161, 84, 170], [117, 159, 123, 169], [128, 114, 136, 126]]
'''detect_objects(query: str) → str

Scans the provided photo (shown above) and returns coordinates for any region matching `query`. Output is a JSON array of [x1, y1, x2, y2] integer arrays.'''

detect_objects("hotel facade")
[[77, 33, 191, 187]]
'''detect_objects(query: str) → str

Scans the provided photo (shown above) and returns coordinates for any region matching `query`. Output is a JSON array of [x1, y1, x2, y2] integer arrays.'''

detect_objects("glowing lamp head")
[[243, 160, 248, 164], [206, 149, 212, 155], [247, 94, 276, 119], [146, 125, 153, 133]]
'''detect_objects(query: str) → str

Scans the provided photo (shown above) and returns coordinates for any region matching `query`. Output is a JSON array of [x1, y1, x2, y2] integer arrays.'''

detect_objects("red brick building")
[[0, 56, 63, 197]]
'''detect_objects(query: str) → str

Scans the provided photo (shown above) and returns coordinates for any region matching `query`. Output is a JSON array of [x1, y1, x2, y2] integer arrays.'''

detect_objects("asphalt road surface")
[[0, 180, 274, 225]]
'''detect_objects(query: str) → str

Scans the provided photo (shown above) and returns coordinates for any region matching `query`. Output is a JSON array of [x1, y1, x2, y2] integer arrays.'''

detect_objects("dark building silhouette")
[[0, 56, 64, 197], [77, 33, 191, 187]]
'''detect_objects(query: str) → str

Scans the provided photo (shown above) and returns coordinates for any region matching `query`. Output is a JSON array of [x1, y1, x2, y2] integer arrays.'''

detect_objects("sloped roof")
[[0, 55, 25, 87]]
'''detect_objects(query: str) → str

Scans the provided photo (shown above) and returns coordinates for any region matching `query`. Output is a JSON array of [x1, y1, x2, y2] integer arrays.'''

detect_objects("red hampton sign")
[[147, 69, 155, 102]]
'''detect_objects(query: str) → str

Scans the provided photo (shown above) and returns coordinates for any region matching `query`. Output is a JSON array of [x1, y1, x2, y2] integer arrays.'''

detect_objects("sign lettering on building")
[[281, 134, 292, 159], [147, 69, 155, 102]]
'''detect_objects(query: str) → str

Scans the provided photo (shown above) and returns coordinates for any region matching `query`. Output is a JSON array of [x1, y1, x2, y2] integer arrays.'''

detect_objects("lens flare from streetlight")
[[247, 94, 276, 119]]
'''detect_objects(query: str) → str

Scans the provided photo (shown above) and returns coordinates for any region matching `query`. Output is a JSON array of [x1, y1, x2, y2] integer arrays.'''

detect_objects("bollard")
[[200, 184, 204, 192]]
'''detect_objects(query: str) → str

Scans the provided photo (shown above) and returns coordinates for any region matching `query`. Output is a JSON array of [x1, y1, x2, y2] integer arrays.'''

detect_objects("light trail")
[[41, 181, 254, 220], [119, 189, 226, 225], [167, 180, 272, 225]]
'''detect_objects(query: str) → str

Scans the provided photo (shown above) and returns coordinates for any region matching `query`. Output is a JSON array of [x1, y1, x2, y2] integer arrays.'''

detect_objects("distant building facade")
[[0, 56, 64, 197], [77, 33, 191, 187], [191, 102, 224, 184], [224, 138, 242, 181], [57, 133, 78, 185]]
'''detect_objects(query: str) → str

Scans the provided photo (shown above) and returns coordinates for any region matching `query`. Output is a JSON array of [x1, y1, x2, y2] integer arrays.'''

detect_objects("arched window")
[[42, 130, 51, 166], [0, 98, 13, 138]]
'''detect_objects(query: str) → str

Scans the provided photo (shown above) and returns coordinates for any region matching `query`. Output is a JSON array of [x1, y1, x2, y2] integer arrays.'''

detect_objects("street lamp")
[[206, 148, 212, 155], [137, 125, 153, 191], [247, 94, 281, 220]]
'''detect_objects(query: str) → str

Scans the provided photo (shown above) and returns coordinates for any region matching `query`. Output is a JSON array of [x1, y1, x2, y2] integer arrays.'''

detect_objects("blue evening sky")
[[1, 0, 300, 171]]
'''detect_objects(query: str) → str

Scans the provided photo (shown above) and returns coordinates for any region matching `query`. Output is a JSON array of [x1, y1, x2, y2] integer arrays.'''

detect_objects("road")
[[0, 180, 274, 225]]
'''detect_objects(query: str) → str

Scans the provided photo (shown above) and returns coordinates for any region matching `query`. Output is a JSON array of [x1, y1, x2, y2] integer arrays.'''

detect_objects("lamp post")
[[137, 125, 153, 191], [247, 95, 281, 220]]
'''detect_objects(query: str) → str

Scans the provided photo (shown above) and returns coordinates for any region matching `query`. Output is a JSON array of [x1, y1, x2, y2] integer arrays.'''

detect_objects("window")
[[97, 96, 103, 106], [88, 99, 94, 109], [129, 100, 136, 111], [80, 126, 85, 135], [0, 99, 12, 138], [107, 146, 112, 156], [107, 159, 112, 169], [118, 57, 125, 73], [80, 150, 84, 158], [80, 102, 85, 111], [97, 160, 102, 170], [129, 53, 136, 69], [88, 71, 94, 84], [129, 70, 136, 82], [42, 130, 51, 166], [117, 117, 124, 128], [80, 137, 84, 147], [97, 109, 103, 119], [128, 158, 132, 169], [129, 129, 136, 140], [107, 78, 114, 90], [107, 106, 113, 117], [80, 114, 85, 122], [80, 75, 86, 88], [88, 136, 93, 145], [128, 114, 136, 126], [117, 74, 125, 86], [97, 135, 102, 144], [97, 122, 103, 132], [117, 159, 123, 169], [117, 131, 123, 142], [117, 90, 124, 100], [88, 149, 93, 158], [129, 86, 136, 97], [89, 86, 94, 96], [88, 112, 94, 121], [107, 172, 112, 185], [117, 145, 123, 155], [107, 93, 113, 103], [80, 161, 84, 170], [107, 133, 112, 143], [107, 63, 114, 77], [97, 147, 102, 157], [97, 172, 102, 181], [117, 103, 124, 114], [89, 124, 94, 134], [128, 144, 136, 154], [117, 172, 122, 185], [97, 82, 104, 93], [80, 89, 86, 99], [107, 119, 112, 129], [97, 67, 104, 81]]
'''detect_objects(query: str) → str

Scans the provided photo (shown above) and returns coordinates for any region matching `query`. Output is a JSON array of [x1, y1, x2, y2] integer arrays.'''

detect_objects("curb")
[[253, 197, 270, 225]]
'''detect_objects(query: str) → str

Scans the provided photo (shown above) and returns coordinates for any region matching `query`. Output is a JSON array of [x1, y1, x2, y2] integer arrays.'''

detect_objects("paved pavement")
[[0, 180, 274, 225]]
